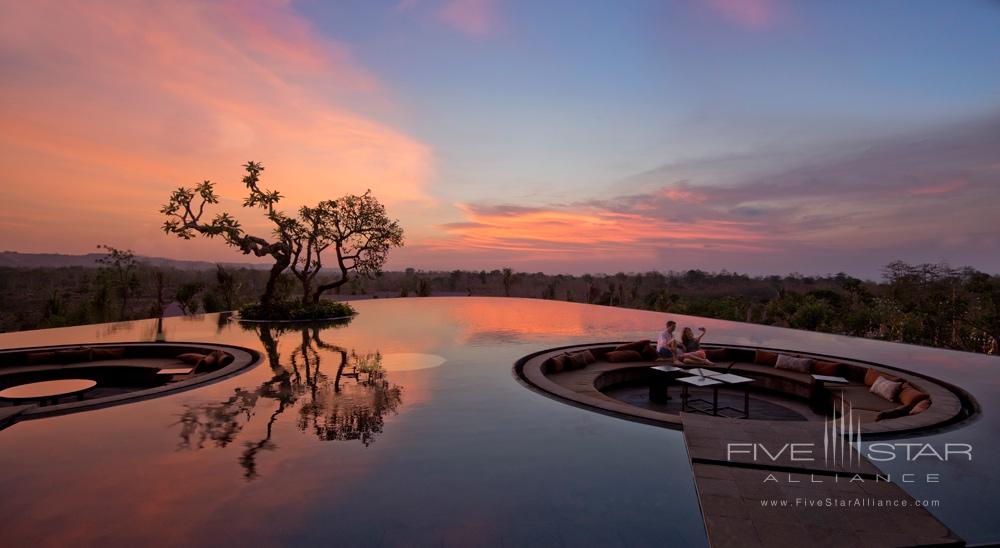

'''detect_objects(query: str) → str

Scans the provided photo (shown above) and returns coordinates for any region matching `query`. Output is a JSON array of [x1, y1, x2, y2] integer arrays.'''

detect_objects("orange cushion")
[[754, 350, 779, 366], [864, 368, 900, 386], [813, 361, 841, 376], [641, 343, 658, 360], [194, 350, 233, 373], [614, 340, 649, 353], [606, 350, 643, 363], [177, 353, 208, 365], [547, 355, 568, 373], [899, 384, 930, 407], [565, 350, 596, 370], [909, 399, 931, 415], [212, 350, 234, 367]]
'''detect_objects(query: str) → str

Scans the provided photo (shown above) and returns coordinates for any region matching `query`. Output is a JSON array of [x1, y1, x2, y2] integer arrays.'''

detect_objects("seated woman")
[[680, 327, 712, 365]]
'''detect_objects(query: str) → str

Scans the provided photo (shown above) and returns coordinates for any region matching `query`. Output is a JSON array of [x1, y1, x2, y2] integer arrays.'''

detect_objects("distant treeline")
[[1, 261, 997, 355]]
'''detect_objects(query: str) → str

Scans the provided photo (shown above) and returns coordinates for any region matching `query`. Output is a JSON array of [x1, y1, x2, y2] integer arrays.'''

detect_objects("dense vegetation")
[[1, 259, 997, 355], [239, 300, 355, 322]]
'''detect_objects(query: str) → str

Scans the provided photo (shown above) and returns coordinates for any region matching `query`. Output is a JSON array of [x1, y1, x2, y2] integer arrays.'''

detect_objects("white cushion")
[[870, 376, 903, 401], [774, 354, 813, 373]]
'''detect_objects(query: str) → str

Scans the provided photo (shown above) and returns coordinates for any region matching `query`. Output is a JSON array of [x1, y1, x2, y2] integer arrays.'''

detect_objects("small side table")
[[810, 374, 849, 414], [712, 373, 755, 418], [678, 375, 724, 415], [648, 364, 684, 402]]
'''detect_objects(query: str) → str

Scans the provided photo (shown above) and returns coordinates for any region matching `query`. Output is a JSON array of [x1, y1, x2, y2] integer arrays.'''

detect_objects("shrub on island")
[[239, 300, 356, 322]]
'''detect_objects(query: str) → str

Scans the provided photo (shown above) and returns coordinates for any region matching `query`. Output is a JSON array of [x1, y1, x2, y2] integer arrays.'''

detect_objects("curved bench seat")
[[0, 342, 260, 428], [515, 342, 974, 437]]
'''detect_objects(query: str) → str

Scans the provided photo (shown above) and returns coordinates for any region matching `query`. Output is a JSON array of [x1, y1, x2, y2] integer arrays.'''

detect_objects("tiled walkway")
[[681, 414, 963, 547]]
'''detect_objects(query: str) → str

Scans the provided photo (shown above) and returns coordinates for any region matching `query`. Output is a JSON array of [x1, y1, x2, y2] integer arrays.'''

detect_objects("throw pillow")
[[565, 350, 596, 370], [898, 384, 930, 407], [614, 340, 649, 353], [209, 350, 234, 367], [194, 353, 218, 373], [813, 361, 841, 376], [547, 355, 568, 374], [754, 350, 779, 366], [641, 343, 658, 360], [865, 368, 900, 386], [909, 399, 931, 415], [605, 350, 643, 363], [177, 353, 208, 365], [870, 376, 904, 402], [775, 354, 813, 373]]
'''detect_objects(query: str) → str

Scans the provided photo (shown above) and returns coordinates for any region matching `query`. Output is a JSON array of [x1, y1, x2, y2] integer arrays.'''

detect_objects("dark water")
[[0, 297, 996, 546]]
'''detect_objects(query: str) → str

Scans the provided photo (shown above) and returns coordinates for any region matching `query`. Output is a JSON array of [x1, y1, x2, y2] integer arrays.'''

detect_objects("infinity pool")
[[0, 297, 997, 546]]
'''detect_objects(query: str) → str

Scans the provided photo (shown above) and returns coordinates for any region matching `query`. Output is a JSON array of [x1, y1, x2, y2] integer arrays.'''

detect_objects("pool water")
[[0, 297, 997, 546]]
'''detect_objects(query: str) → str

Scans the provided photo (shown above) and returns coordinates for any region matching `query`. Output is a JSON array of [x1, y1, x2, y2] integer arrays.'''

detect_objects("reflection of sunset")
[[1, 300, 998, 545], [381, 353, 446, 372]]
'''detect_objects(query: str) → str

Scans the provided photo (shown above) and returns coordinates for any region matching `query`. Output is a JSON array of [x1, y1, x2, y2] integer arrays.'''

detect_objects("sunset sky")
[[1, 0, 998, 278]]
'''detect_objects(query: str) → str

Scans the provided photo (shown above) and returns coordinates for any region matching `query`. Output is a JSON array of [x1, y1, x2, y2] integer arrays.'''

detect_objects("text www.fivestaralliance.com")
[[761, 498, 941, 508]]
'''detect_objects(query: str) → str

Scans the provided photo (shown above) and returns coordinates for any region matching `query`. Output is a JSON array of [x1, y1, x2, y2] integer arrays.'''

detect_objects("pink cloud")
[[425, 200, 773, 263], [438, 0, 500, 37], [910, 178, 969, 196], [702, 0, 781, 30], [0, 0, 433, 262]]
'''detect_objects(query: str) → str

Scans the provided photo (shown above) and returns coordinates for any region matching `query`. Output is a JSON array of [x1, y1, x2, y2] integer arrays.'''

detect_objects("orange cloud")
[[438, 0, 501, 37], [0, 0, 432, 261], [428, 201, 772, 262]]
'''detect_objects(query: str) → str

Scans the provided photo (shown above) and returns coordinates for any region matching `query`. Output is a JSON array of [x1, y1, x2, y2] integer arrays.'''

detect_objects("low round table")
[[0, 379, 97, 406]]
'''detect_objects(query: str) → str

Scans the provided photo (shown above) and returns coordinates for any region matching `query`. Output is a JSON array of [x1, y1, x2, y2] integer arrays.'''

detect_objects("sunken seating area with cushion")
[[0, 342, 257, 427], [522, 341, 971, 436]]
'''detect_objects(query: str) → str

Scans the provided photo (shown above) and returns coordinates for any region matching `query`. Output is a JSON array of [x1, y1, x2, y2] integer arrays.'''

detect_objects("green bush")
[[239, 300, 356, 321]]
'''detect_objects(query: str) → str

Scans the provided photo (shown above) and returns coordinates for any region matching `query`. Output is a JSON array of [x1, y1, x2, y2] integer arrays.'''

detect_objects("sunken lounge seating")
[[2, 344, 235, 382], [518, 341, 969, 436], [0, 342, 256, 428]]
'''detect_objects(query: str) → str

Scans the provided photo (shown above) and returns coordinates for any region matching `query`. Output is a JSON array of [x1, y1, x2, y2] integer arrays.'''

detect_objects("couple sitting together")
[[656, 320, 714, 366]]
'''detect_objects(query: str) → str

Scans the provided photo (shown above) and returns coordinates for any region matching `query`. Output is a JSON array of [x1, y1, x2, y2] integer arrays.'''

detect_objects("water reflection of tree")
[[176, 320, 402, 480]]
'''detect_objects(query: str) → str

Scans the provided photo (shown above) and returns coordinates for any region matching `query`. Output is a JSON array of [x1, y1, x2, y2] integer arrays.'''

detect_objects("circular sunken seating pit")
[[0, 342, 259, 428], [515, 342, 975, 437]]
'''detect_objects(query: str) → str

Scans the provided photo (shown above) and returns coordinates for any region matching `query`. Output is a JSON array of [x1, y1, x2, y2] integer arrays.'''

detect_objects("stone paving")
[[681, 413, 963, 547]]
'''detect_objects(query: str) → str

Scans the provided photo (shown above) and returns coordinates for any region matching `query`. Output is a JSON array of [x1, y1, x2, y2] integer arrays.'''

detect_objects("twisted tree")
[[161, 162, 403, 312], [161, 161, 294, 311], [295, 192, 404, 304]]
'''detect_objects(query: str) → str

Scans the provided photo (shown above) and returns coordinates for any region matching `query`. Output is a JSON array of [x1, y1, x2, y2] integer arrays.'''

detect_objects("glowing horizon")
[[2, 0, 999, 278]]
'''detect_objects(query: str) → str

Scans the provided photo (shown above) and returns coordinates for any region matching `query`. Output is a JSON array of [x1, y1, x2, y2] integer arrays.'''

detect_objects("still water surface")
[[0, 297, 997, 546]]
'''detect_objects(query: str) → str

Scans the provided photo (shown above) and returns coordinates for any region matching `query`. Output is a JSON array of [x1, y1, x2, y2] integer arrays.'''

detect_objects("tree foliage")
[[96, 244, 139, 320], [161, 162, 403, 314]]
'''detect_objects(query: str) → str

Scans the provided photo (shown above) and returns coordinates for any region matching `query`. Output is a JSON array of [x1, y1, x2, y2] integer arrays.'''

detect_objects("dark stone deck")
[[681, 413, 963, 547]]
